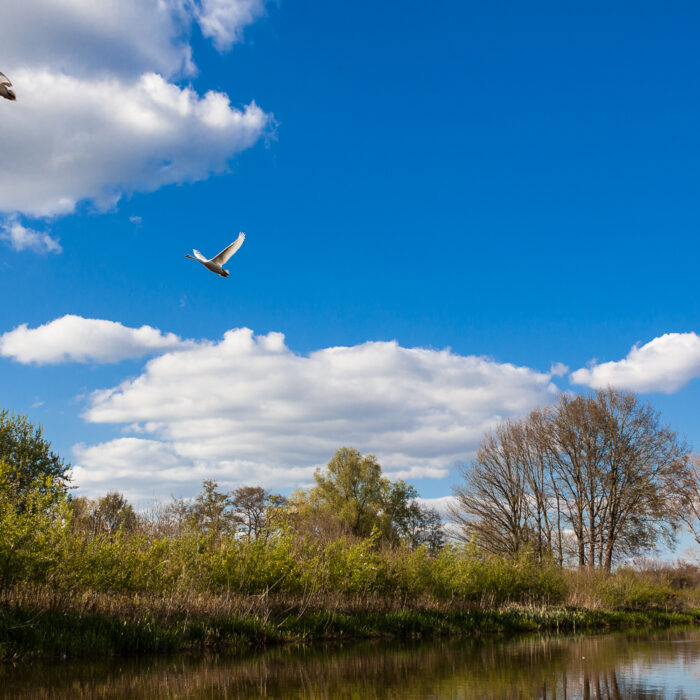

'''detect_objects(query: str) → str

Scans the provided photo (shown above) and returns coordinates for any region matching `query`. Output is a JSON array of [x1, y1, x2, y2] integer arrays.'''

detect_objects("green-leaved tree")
[[310, 447, 444, 548], [0, 410, 70, 497], [0, 459, 70, 587]]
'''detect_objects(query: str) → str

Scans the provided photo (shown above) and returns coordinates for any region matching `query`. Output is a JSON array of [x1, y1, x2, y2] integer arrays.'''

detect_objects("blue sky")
[[1, 2, 699, 528]]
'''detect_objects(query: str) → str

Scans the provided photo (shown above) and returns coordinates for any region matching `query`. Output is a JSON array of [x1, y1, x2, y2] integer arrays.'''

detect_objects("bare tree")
[[451, 389, 690, 570], [450, 421, 531, 556], [544, 390, 689, 571], [670, 455, 700, 548], [515, 412, 555, 562], [542, 393, 607, 567], [230, 486, 286, 541], [157, 496, 195, 537]]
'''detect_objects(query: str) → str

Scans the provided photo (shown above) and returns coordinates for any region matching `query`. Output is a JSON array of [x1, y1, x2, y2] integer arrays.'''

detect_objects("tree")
[[401, 502, 445, 553], [450, 389, 690, 570], [192, 480, 238, 536], [380, 479, 419, 543], [450, 420, 532, 557], [70, 492, 137, 537], [677, 455, 700, 547], [158, 496, 195, 536], [313, 447, 388, 538], [0, 410, 70, 496], [231, 486, 286, 540], [545, 389, 688, 571], [0, 459, 70, 587], [306, 447, 441, 547]]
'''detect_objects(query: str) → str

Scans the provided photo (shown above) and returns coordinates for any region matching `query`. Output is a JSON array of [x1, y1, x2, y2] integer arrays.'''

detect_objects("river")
[[3, 627, 700, 698]]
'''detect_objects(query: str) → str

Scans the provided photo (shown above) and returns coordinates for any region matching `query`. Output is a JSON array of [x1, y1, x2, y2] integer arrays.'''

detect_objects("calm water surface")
[[3, 628, 700, 699]]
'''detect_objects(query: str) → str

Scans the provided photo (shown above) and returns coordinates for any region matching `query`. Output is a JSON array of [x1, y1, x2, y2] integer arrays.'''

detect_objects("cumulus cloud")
[[71, 438, 317, 501], [570, 332, 700, 393], [1, 218, 62, 254], [1, 0, 270, 219], [3, 0, 193, 80], [2, 0, 266, 80], [1, 71, 268, 217], [0, 315, 195, 365], [69, 326, 558, 499]]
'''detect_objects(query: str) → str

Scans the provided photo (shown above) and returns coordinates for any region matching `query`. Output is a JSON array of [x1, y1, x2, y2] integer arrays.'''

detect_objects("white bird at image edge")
[[0, 73, 16, 101], [185, 233, 245, 278]]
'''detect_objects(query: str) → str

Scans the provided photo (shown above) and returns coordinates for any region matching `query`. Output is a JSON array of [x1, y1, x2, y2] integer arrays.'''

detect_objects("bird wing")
[[211, 233, 245, 265], [192, 249, 208, 262], [0, 72, 11, 86]]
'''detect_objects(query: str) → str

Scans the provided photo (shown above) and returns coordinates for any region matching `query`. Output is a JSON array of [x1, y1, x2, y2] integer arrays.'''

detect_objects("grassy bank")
[[3, 585, 700, 662], [5, 463, 700, 661]]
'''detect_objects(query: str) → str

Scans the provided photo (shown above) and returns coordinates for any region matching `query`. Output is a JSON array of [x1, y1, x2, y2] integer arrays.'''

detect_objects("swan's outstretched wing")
[[192, 249, 208, 262], [211, 233, 245, 265]]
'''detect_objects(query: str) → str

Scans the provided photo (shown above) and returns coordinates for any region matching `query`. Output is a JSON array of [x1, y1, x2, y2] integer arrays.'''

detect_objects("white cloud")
[[415, 496, 458, 516], [3, 0, 193, 80], [0, 315, 195, 365], [0, 71, 269, 217], [195, 0, 267, 51], [69, 325, 558, 500], [1, 218, 62, 254], [1, 0, 270, 219], [71, 438, 317, 500], [2, 0, 266, 80], [570, 332, 700, 393], [549, 362, 569, 377]]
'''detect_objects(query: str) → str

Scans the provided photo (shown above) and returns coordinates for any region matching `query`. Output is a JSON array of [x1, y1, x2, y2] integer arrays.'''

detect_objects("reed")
[[3, 583, 699, 662]]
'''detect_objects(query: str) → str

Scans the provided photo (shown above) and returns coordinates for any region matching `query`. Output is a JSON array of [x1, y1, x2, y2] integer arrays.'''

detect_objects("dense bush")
[[3, 519, 564, 607], [0, 460, 69, 587]]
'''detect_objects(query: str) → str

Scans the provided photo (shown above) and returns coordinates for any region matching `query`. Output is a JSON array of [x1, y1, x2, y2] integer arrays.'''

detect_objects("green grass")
[[3, 586, 700, 662]]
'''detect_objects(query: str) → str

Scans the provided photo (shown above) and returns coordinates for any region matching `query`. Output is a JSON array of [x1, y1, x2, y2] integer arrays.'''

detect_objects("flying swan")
[[0, 73, 16, 101], [185, 233, 245, 278]]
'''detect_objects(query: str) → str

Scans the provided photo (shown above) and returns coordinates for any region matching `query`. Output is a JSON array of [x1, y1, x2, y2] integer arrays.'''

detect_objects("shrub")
[[0, 459, 70, 587]]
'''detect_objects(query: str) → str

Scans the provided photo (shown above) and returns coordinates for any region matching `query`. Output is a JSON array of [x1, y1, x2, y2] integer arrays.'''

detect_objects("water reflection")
[[3, 628, 700, 699]]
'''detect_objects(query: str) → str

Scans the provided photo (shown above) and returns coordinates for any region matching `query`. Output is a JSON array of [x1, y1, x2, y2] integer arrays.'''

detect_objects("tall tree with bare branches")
[[451, 389, 690, 570], [450, 421, 531, 556]]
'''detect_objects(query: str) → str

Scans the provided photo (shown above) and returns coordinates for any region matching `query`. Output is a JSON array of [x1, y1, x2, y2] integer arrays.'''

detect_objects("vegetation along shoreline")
[[3, 586, 700, 662], [3, 388, 700, 662]]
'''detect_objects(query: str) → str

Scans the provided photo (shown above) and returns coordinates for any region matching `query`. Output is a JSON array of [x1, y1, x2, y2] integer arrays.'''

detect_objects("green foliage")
[[7, 518, 562, 607], [0, 411, 70, 500], [192, 480, 238, 536], [427, 546, 565, 605], [314, 447, 388, 537], [595, 569, 677, 611], [308, 447, 444, 547], [70, 492, 137, 536], [0, 460, 70, 587]]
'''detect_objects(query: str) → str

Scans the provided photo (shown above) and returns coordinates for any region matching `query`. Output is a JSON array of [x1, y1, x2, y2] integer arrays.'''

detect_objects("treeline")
[[1, 414, 464, 599], [69, 447, 444, 554], [1, 392, 700, 607]]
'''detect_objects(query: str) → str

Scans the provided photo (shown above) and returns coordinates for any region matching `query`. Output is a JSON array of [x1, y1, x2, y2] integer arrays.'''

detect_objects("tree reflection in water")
[[3, 628, 700, 699]]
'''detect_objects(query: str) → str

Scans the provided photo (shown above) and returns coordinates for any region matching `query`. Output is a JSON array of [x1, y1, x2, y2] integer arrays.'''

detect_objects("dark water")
[[3, 628, 700, 699]]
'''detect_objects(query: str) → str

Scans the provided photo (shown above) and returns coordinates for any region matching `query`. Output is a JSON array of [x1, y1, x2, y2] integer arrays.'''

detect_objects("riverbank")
[[3, 586, 699, 662]]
